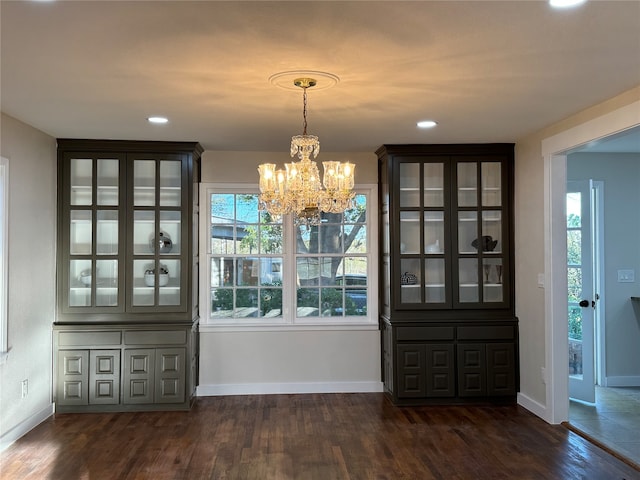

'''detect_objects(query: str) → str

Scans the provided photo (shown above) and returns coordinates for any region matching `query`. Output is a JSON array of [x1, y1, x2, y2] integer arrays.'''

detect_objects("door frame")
[[541, 99, 639, 424]]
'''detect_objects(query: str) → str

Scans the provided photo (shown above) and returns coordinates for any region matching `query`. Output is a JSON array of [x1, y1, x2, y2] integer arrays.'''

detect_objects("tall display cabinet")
[[54, 140, 202, 412], [377, 144, 518, 405]]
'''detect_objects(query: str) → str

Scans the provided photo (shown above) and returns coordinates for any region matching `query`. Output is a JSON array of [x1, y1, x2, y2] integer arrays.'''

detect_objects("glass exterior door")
[[567, 180, 596, 404]]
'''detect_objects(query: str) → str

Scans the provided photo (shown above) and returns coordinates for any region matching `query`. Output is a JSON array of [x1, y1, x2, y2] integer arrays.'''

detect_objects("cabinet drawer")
[[396, 326, 454, 342], [58, 331, 122, 347], [124, 330, 186, 345], [457, 326, 514, 341]]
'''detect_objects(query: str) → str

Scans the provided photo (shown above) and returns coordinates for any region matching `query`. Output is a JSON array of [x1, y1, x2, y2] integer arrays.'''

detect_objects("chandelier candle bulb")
[[258, 76, 356, 227]]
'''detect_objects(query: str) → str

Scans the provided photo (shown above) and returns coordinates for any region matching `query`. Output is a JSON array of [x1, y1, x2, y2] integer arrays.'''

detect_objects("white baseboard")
[[0, 403, 54, 452], [604, 376, 640, 387], [517, 392, 548, 422], [197, 381, 384, 396]]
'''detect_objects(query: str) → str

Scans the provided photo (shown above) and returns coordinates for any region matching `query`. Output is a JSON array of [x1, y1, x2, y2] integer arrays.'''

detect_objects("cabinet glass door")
[[456, 160, 505, 306], [67, 157, 121, 309], [131, 158, 184, 309], [398, 161, 447, 306]]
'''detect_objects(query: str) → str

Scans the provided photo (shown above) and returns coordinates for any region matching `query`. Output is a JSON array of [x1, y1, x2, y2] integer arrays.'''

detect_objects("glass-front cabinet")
[[392, 153, 511, 311], [57, 140, 202, 321], [55, 140, 201, 413], [377, 144, 518, 406]]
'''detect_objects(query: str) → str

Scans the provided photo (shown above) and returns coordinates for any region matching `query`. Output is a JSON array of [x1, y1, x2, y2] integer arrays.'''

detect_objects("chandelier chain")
[[302, 86, 308, 136]]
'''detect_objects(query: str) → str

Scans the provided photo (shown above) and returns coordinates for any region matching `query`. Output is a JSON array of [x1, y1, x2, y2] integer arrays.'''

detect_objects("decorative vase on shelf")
[[426, 240, 441, 253], [144, 263, 169, 287], [149, 231, 173, 254]]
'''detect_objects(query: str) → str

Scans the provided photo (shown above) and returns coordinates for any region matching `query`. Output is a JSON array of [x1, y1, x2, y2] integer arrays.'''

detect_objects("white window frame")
[[199, 183, 378, 331], [0, 157, 9, 363]]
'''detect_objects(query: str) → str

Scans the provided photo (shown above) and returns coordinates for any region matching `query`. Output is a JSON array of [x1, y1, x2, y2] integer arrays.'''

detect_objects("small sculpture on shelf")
[[401, 272, 418, 285], [149, 231, 173, 253], [472, 235, 498, 252]]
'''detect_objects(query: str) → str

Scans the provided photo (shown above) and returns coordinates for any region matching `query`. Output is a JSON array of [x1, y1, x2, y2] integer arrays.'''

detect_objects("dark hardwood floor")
[[1, 393, 638, 479]]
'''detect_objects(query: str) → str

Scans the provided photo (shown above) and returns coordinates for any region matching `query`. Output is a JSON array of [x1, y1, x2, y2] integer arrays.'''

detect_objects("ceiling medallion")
[[269, 70, 340, 91]]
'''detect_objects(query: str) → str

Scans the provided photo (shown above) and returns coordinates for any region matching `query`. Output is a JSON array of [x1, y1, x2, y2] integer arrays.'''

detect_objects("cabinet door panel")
[[486, 343, 516, 396], [155, 348, 185, 403], [57, 350, 89, 406], [124, 349, 155, 404], [457, 344, 487, 397], [89, 350, 120, 405], [426, 344, 455, 397], [397, 344, 426, 397]]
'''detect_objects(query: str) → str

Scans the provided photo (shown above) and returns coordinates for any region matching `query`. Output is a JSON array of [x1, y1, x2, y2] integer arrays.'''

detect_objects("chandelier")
[[258, 77, 355, 227]]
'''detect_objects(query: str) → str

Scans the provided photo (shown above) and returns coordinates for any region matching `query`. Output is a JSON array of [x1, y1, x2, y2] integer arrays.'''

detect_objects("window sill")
[[200, 322, 379, 333]]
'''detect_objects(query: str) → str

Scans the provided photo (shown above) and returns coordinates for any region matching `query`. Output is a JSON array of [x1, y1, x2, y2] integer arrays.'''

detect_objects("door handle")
[[579, 299, 590, 308]]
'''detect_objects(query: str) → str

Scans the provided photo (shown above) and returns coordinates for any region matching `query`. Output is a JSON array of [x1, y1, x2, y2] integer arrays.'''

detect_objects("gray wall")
[[514, 85, 640, 414], [198, 151, 382, 395], [568, 152, 640, 384], [0, 113, 57, 449]]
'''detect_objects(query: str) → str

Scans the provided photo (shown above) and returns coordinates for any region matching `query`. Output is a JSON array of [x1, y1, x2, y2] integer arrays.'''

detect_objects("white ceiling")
[[2, 1, 640, 154]]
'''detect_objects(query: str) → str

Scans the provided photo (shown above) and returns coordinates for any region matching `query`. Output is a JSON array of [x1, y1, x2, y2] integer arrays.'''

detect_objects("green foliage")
[[212, 282, 282, 316], [567, 212, 583, 340], [567, 212, 581, 228], [297, 287, 365, 317], [568, 307, 582, 340]]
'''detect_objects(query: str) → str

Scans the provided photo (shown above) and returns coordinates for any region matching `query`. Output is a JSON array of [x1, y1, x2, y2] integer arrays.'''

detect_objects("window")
[[0, 157, 8, 361], [200, 184, 377, 327], [208, 192, 284, 320]]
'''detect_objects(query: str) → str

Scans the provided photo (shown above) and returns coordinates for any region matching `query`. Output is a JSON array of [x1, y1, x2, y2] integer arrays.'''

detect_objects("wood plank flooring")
[[1, 393, 639, 479]]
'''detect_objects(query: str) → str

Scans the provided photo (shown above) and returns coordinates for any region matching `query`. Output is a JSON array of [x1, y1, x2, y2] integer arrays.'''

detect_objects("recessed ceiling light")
[[417, 120, 437, 129], [549, 0, 587, 8], [147, 116, 168, 124]]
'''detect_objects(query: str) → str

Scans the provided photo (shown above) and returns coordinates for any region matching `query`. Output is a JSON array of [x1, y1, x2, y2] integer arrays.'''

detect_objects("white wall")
[[514, 86, 640, 418], [198, 150, 383, 395], [568, 152, 640, 385], [0, 113, 57, 450]]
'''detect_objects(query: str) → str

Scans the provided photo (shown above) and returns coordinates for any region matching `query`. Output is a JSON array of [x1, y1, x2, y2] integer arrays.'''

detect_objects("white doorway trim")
[[591, 180, 606, 388], [541, 99, 640, 424]]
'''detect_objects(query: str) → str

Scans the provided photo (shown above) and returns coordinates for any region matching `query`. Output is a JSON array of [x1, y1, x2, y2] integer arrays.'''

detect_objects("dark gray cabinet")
[[54, 323, 196, 412], [377, 144, 518, 405], [54, 140, 201, 412]]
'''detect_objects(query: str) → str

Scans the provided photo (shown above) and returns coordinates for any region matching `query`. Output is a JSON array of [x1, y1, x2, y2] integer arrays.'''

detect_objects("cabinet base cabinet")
[[383, 320, 518, 405], [54, 323, 196, 413]]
